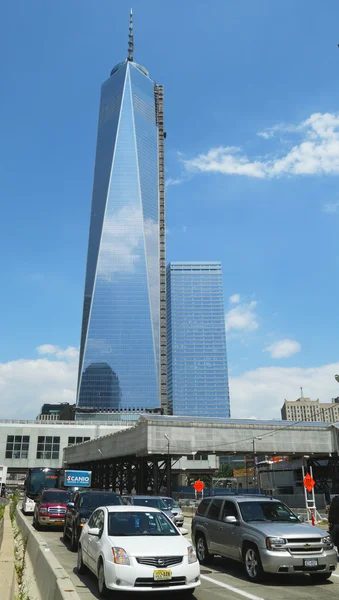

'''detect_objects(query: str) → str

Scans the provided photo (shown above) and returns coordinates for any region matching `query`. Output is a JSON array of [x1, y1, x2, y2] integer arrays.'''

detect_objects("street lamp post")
[[164, 434, 171, 497], [253, 437, 262, 491]]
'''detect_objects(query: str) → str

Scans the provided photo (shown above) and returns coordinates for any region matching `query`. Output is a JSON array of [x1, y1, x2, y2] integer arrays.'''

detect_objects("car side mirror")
[[224, 516, 238, 524], [67, 502, 74, 508], [88, 527, 100, 537]]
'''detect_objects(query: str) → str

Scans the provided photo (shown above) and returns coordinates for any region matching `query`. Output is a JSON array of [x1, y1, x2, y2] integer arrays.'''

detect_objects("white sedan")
[[77, 504, 200, 597]]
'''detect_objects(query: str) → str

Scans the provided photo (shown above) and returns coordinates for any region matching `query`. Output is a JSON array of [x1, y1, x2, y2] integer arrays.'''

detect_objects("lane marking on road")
[[200, 574, 265, 600], [332, 573, 339, 577]]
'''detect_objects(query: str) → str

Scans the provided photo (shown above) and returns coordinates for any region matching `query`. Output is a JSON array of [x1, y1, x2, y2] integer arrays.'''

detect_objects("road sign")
[[193, 480, 205, 493], [303, 473, 315, 493], [65, 470, 92, 487]]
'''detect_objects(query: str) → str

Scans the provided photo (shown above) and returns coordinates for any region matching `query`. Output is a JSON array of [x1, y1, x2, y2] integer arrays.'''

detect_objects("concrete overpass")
[[63, 415, 338, 461], [63, 415, 339, 495]]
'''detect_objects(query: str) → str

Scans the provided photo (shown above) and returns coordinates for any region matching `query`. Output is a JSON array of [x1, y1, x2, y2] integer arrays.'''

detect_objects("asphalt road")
[[29, 515, 339, 600]]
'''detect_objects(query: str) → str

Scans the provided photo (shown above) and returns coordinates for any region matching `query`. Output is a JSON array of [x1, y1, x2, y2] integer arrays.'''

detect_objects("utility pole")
[[253, 437, 262, 491], [164, 434, 171, 496]]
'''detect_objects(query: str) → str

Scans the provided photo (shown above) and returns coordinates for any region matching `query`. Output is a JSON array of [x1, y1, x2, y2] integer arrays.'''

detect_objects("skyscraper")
[[167, 262, 230, 418], [77, 12, 167, 413]]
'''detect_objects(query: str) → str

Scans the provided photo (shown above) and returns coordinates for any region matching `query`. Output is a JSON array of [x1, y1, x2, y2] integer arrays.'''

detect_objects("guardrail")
[[16, 507, 81, 600]]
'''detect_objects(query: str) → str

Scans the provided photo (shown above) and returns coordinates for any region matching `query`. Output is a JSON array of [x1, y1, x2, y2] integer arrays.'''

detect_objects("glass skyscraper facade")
[[167, 262, 230, 418], [77, 34, 166, 412]]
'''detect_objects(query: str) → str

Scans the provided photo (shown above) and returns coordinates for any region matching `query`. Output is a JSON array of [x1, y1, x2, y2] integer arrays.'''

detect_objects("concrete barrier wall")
[[0, 507, 16, 600], [16, 507, 81, 600], [0, 515, 4, 549]]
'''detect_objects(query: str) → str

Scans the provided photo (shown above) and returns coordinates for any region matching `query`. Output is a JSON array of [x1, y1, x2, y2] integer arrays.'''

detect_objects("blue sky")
[[0, 0, 338, 419]]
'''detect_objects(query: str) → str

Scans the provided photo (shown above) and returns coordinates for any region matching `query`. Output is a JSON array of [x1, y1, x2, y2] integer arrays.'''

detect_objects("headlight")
[[39, 507, 48, 514], [188, 545, 197, 564], [266, 537, 287, 551], [112, 547, 130, 565], [322, 536, 333, 548]]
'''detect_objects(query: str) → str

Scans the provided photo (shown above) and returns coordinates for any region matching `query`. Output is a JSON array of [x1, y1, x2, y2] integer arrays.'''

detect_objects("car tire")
[[63, 522, 68, 541], [243, 544, 265, 583], [70, 525, 78, 552], [195, 534, 214, 565], [33, 515, 41, 531], [182, 589, 195, 596], [77, 544, 87, 574], [310, 573, 332, 583], [97, 560, 110, 598]]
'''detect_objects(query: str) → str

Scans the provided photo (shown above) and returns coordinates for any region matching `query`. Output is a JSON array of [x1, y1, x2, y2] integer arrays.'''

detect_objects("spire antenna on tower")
[[127, 9, 134, 62]]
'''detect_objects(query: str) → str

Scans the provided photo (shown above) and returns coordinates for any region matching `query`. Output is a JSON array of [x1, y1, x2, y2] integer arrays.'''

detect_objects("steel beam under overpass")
[[66, 455, 172, 496]]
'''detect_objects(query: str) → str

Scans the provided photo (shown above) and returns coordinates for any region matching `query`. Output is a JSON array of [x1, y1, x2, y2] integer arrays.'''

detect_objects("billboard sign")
[[65, 470, 92, 488]]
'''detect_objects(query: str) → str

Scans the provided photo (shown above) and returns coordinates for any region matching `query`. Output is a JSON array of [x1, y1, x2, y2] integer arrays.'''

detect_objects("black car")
[[328, 495, 339, 546], [63, 489, 123, 551]]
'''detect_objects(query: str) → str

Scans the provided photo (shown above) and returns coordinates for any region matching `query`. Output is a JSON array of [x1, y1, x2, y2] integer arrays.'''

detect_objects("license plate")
[[153, 569, 172, 581], [55, 521, 63, 525], [304, 559, 318, 568]]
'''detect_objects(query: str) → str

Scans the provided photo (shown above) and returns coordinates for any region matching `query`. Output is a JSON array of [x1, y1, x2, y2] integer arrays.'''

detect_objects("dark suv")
[[63, 489, 123, 551]]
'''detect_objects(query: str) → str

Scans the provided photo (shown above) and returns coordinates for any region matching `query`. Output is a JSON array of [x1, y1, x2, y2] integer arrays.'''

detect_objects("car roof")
[[129, 495, 163, 499], [78, 490, 118, 494], [202, 495, 278, 503], [42, 489, 69, 493], [104, 505, 162, 513]]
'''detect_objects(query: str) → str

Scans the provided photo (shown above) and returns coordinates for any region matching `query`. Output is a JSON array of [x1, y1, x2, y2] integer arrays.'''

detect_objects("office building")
[[281, 397, 339, 422], [36, 403, 75, 422], [166, 262, 230, 417], [77, 12, 167, 413]]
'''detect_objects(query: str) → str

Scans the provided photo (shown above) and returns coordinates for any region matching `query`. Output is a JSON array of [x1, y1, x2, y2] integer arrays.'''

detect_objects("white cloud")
[[264, 339, 301, 359], [183, 112, 339, 179], [226, 301, 258, 333], [322, 201, 339, 214], [229, 294, 240, 304], [166, 225, 188, 235], [37, 344, 79, 360], [165, 177, 185, 187], [0, 345, 78, 419], [230, 361, 339, 419], [97, 205, 145, 277]]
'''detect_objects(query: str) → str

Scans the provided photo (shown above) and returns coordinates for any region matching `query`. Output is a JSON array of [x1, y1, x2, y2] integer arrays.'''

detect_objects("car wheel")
[[63, 522, 68, 541], [181, 589, 195, 596], [34, 516, 41, 531], [70, 525, 78, 552], [243, 545, 265, 582], [310, 573, 332, 583], [196, 534, 214, 565], [77, 545, 87, 574], [97, 560, 110, 598]]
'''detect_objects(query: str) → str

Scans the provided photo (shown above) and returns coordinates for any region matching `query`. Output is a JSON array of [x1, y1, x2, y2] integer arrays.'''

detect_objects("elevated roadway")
[[64, 415, 338, 463], [63, 415, 339, 495]]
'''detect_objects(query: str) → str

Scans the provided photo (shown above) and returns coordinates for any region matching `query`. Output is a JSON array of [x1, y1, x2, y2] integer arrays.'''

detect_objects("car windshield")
[[108, 511, 179, 536], [80, 494, 122, 508], [163, 498, 180, 510], [41, 492, 71, 503], [132, 498, 168, 510], [239, 501, 299, 523]]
